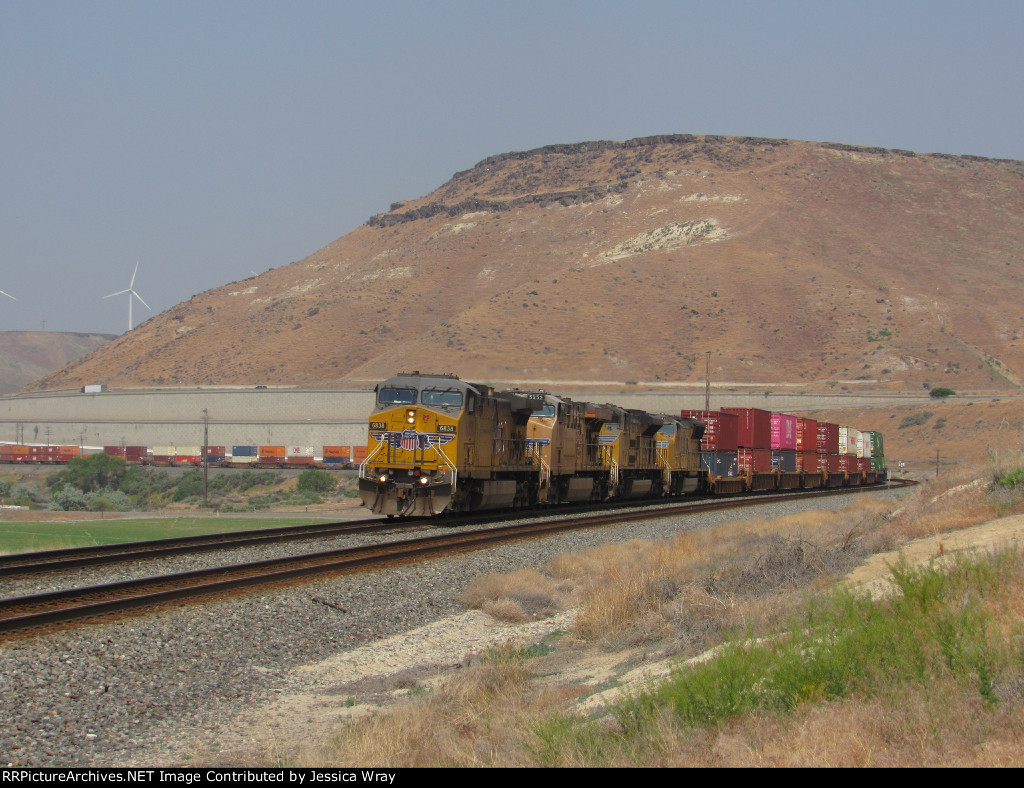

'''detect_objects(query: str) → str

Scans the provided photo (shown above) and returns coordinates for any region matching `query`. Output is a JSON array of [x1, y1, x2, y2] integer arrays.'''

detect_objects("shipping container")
[[796, 451, 819, 472], [203, 446, 226, 458], [153, 446, 177, 457], [680, 410, 740, 451], [771, 450, 798, 473], [352, 446, 369, 462], [737, 447, 773, 473], [770, 413, 798, 450], [258, 445, 286, 457], [816, 454, 843, 473], [322, 445, 351, 459], [857, 433, 873, 459], [722, 407, 772, 448], [232, 445, 258, 457], [287, 446, 315, 458], [103, 445, 127, 458], [816, 423, 840, 455], [700, 451, 738, 479], [795, 418, 818, 452], [866, 431, 885, 458], [125, 447, 149, 462], [871, 455, 887, 472], [285, 456, 316, 465]]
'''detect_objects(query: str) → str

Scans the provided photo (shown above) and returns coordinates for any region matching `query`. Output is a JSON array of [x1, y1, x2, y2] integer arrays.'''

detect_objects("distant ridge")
[[0, 332, 115, 395]]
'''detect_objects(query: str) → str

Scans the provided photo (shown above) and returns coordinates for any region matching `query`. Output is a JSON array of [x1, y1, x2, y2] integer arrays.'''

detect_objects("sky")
[[1, 0, 1022, 335]]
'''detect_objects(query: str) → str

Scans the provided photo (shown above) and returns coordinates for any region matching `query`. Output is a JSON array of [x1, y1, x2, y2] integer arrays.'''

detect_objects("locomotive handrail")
[[433, 442, 459, 499], [358, 439, 386, 479]]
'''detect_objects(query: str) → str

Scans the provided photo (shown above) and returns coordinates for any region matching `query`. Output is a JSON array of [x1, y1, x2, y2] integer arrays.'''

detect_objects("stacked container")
[[286, 446, 316, 466], [770, 412, 798, 473], [176, 446, 202, 465], [682, 409, 740, 479], [258, 445, 286, 464], [723, 408, 772, 474], [231, 446, 258, 465]]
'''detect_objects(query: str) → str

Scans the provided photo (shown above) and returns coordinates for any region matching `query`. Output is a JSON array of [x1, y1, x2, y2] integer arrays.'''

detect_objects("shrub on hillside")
[[296, 468, 337, 494]]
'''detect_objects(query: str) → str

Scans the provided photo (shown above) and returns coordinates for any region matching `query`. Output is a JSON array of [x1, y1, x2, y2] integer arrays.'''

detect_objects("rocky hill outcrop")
[[27, 135, 1024, 393]]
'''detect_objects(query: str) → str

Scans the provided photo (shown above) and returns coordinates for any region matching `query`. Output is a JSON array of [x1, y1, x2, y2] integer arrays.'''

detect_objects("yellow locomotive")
[[358, 372, 539, 516]]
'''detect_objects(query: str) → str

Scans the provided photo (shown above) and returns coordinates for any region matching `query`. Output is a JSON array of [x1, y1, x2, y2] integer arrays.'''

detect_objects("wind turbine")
[[103, 262, 150, 332]]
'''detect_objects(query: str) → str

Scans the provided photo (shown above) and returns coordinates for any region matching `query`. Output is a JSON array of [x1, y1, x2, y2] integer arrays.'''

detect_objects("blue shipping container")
[[771, 450, 798, 472], [231, 445, 258, 457], [701, 451, 738, 478]]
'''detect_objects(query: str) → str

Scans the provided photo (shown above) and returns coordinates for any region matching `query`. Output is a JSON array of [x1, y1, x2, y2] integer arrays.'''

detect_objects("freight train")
[[357, 372, 887, 517], [0, 443, 368, 469]]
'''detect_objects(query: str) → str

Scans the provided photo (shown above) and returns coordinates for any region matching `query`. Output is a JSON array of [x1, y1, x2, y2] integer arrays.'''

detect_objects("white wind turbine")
[[103, 262, 150, 331]]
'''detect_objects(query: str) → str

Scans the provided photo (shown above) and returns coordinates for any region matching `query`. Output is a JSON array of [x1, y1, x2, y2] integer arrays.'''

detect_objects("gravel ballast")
[[0, 491, 898, 766]]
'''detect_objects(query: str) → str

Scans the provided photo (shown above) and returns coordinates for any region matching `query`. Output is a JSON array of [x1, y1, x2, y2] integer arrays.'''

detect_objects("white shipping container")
[[153, 446, 177, 456], [858, 433, 872, 459], [849, 428, 862, 457], [287, 446, 316, 457]]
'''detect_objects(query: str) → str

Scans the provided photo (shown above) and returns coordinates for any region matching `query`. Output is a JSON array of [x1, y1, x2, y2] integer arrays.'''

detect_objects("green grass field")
[[0, 516, 334, 555]]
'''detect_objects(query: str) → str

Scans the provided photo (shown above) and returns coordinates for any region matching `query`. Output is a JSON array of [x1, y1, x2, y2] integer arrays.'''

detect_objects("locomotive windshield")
[[379, 387, 417, 405], [422, 388, 463, 407], [532, 404, 556, 418]]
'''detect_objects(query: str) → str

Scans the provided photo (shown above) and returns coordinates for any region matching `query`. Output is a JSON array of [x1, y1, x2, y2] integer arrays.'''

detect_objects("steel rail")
[[0, 479, 912, 636], [0, 517, 406, 578]]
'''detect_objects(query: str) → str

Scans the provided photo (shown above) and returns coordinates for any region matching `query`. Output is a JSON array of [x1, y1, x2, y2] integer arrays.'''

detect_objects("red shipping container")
[[816, 423, 840, 455], [796, 418, 818, 451], [859, 457, 870, 472], [770, 413, 798, 450], [796, 451, 819, 472], [125, 447, 149, 462], [737, 447, 773, 473], [203, 446, 226, 457], [680, 410, 739, 451], [722, 407, 772, 448], [837, 455, 855, 472]]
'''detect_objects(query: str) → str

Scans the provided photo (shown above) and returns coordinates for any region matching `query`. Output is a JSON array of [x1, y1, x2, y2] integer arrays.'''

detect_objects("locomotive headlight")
[[419, 475, 430, 485], [378, 474, 388, 484], [406, 409, 416, 424]]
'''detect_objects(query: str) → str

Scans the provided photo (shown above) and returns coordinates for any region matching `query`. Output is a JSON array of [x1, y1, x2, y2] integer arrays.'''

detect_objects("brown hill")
[[28, 135, 1024, 393], [0, 331, 115, 395]]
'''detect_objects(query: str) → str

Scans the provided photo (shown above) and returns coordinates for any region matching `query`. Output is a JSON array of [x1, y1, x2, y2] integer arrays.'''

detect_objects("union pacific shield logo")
[[370, 430, 456, 450]]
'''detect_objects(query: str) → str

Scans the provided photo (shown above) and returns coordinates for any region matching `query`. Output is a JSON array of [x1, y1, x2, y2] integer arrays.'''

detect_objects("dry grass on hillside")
[[292, 455, 1024, 767]]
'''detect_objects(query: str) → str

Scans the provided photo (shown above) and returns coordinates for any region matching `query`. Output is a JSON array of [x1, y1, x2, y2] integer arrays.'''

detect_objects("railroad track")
[[0, 517, 415, 578], [0, 480, 913, 637]]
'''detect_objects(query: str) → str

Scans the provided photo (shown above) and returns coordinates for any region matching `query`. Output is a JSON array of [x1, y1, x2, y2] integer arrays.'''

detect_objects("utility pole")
[[704, 351, 712, 412], [203, 408, 209, 506], [936, 448, 940, 478]]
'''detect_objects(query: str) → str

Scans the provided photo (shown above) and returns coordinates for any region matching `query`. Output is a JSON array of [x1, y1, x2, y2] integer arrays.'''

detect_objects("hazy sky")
[[2, 0, 1022, 335]]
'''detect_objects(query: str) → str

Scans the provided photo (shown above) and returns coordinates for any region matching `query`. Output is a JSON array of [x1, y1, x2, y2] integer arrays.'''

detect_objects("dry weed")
[[312, 642, 558, 767], [457, 568, 568, 622]]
